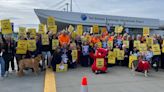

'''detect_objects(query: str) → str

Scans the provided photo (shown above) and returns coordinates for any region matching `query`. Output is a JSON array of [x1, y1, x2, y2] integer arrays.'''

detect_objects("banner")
[[27, 40, 36, 51], [108, 51, 115, 64], [129, 55, 137, 68], [152, 44, 161, 55], [123, 40, 129, 48], [113, 48, 120, 57], [1, 19, 12, 34], [56, 64, 68, 72], [68, 25, 74, 33], [52, 39, 59, 50], [16, 40, 27, 54], [117, 50, 124, 60], [115, 26, 123, 33], [77, 24, 83, 36], [47, 16, 55, 27], [18, 27, 26, 38], [93, 24, 99, 34], [42, 34, 49, 45], [38, 24, 45, 34], [72, 50, 78, 60], [139, 43, 147, 53], [28, 28, 36, 38], [146, 37, 153, 47], [107, 41, 113, 49], [96, 58, 104, 68], [143, 27, 150, 36], [48, 25, 57, 34], [133, 40, 140, 49]]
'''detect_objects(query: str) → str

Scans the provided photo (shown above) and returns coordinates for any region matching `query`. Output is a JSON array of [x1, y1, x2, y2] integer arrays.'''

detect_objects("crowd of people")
[[0, 25, 164, 79]]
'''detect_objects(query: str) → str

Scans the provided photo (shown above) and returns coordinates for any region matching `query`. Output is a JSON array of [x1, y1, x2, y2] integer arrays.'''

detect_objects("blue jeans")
[[0, 57, 5, 77]]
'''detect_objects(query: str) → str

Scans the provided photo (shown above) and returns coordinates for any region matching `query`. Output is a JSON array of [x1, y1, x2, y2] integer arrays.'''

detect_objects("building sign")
[[35, 9, 160, 29]]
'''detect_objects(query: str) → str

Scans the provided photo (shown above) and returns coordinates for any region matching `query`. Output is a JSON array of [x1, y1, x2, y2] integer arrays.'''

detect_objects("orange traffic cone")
[[81, 76, 88, 92]]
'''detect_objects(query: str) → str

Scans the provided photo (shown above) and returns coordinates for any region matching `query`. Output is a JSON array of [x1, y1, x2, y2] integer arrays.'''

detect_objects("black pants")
[[152, 55, 160, 71], [161, 53, 164, 69], [15, 54, 25, 71], [80, 55, 89, 67], [3, 53, 15, 71], [122, 57, 129, 67]]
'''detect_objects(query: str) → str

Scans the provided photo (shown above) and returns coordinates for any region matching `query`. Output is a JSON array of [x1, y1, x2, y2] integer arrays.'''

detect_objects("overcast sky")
[[0, 0, 164, 28]]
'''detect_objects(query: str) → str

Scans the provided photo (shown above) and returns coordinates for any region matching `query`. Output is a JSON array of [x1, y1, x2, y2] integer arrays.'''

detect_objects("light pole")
[[66, 3, 69, 12], [70, 0, 72, 12]]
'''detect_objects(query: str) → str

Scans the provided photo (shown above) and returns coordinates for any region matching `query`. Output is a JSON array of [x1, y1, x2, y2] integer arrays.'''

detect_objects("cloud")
[[0, 0, 164, 29]]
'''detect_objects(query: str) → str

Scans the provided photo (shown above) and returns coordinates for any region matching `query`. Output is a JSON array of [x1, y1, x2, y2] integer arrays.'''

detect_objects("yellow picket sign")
[[129, 55, 137, 68], [48, 25, 57, 34], [152, 44, 161, 55], [27, 40, 36, 51], [28, 28, 36, 38], [117, 50, 124, 60], [42, 34, 49, 45], [56, 64, 68, 72], [143, 27, 150, 36], [71, 31, 77, 39], [101, 27, 107, 34], [113, 48, 120, 57], [16, 40, 27, 54], [146, 37, 153, 47], [97, 42, 102, 48], [1, 19, 12, 34], [93, 24, 99, 34], [134, 40, 140, 49], [107, 41, 113, 49], [115, 26, 123, 33], [52, 39, 59, 50], [47, 16, 55, 27], [18, 27, 26, 38], [123, 40, 129, 48], [72, 50, 78, 60], [139, 43, 147, 53], [96, 58, 104, 68], [77, 24, 83, 36], [38, 24, 45, 34], [108, 51, 116, 64], [162, 47, 164, 53], [68, 25, 74, 33]]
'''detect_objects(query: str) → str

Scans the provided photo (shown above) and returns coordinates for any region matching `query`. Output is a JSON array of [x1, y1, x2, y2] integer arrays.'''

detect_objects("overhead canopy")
[[34, 9, 160, 30]]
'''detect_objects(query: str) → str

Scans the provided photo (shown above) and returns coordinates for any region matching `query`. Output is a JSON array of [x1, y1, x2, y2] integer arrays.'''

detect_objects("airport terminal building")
[[34, 9, 160, 35]]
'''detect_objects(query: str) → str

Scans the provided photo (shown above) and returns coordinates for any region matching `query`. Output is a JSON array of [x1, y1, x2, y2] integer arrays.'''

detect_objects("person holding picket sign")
[[41, 31, 52, 71], [1, 35, 15, 76]]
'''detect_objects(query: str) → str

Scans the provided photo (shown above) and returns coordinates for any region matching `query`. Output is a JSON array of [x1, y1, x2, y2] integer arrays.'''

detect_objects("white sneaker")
[[4, 71, 9, 77]]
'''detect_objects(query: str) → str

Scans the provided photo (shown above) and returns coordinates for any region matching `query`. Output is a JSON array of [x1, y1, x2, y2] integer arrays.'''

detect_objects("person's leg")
[[3, 56, 9, 72], [15, 54, 22, 71], [47, 51, 52, 68], [10, 55, 15, 71], [41, 52, 46, 71], [0, 57, 5, 77], [161, 53, 164, 69]]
